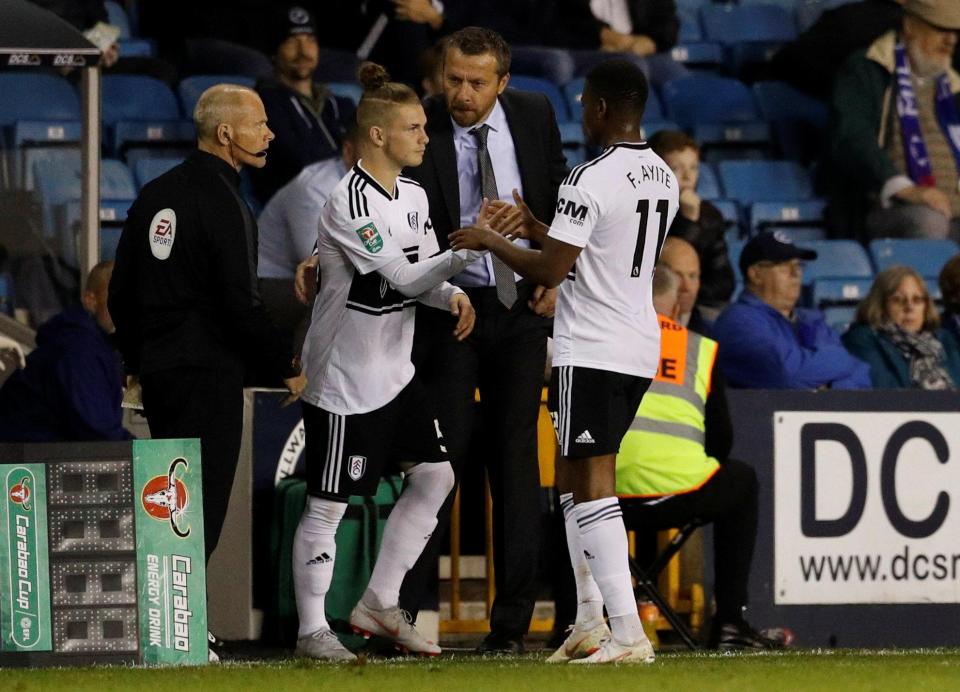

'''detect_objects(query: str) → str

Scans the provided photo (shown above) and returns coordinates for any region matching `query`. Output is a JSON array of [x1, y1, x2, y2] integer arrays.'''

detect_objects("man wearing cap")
[[250, 5, 356, 205], [827, 0, 960, 239], [712, 232, 871, 389]]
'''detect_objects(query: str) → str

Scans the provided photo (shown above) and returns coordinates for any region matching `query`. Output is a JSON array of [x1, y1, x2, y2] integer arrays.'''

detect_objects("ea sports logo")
[[9, 477, 31, 510], [141, 457, 191, 537]]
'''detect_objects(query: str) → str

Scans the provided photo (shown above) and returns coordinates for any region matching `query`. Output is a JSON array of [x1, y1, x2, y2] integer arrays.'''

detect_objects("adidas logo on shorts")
[[307, 552, 332, 565], [576, 430, 595, 444]]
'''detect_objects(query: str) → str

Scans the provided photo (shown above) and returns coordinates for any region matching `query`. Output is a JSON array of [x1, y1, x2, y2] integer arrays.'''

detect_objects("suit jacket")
[[405, 89, 568, 252]]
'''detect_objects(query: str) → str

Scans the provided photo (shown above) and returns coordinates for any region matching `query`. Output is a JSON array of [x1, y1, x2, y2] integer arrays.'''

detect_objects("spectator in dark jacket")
[[650, 130, 734, 309], [0, 261, 131, 442], [251, 5, 356, 204], [844, 265, 960, 388]]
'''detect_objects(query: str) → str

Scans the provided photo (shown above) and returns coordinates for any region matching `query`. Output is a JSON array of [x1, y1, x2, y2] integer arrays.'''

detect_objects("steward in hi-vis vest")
[[617, 314, 720, 497]]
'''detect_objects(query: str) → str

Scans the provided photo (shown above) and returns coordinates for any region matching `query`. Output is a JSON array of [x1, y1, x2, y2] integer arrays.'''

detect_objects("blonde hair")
[[193, 83, 259, 141], [355, 62, 420, 132], [855, 264, 939, 331]]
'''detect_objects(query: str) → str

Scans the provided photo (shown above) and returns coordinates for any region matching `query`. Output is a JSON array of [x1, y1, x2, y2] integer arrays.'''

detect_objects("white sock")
[[364, 461, 455, 610], [574, 496, 644, 646], [560, 492, 604, 627], [293, 496, 346, 637]]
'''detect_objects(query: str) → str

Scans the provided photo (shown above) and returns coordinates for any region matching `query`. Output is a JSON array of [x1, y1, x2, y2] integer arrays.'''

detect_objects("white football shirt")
[[301, 162, 442, 414], [548, 142, 679, 378]]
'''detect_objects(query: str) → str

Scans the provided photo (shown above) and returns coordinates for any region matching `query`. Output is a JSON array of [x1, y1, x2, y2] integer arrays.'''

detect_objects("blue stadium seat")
[[0, 272, 13, 317], [801, 239, 874, 283], [753, 81, 828, 160], [102, 76, 190, 153], [868, 238, 960, 278], [178, 75, 257, 118], [750, 199, 825, 233], [697, 162, 721, 200], [559, 122, 586, 166], [811, 278, 873, 306], [118, 39, 155, 58], [184, 38, 272, 80], [727, 235, 747, 281], [669, 42, 724, 68], [60, 200, 134, 266], [640, 120, 680, 141], [105, 0, 131, 38], [563, 78, 586, 122], [823, 305, 856, 334], [508, 75, 569, 121], [33, 158, 136, 238], [712, 199, 741, 227], [11, 121, 81, 189], [701, 4, 798, 44], [133, 157, 184, 189], [718, 160, 813, 205], [327, 82, 363, 107], [0, 74, 80, 127], [771, 226, 826, 243], [662, 75, 760, 127], [678, 7, 702, 41]]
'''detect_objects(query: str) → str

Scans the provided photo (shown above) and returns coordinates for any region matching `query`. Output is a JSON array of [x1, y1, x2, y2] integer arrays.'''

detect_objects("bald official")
[[110, 84, 305, 659], [659, 236, 702, 330]]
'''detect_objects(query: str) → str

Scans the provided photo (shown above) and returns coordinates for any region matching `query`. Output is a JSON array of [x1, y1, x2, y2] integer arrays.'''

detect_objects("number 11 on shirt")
[[632, 199, 670, 278]]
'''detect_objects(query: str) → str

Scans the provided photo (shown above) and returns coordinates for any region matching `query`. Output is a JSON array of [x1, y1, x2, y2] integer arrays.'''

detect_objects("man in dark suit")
[[399, 26, 567, 653]]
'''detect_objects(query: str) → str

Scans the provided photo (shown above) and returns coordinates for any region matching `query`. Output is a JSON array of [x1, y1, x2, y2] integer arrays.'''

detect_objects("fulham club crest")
[[347, 455, 367, 481]]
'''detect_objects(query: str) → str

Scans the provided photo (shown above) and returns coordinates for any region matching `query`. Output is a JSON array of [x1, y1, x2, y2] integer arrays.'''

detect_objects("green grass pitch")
[[4, 650, 960, 692]]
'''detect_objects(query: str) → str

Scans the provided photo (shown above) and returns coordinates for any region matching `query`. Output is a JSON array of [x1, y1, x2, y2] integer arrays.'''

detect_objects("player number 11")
[[632, 199, 670, 277]]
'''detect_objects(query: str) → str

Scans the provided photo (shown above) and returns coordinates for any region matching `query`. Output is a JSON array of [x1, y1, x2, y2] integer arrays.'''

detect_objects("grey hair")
[[193, 83, 258, 141]]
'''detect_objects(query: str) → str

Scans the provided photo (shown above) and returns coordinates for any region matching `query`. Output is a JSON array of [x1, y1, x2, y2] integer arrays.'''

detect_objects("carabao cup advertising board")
[[775, 412, 960, 605]]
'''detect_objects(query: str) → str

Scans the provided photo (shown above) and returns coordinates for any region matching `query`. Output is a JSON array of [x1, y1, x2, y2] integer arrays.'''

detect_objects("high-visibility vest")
[[616, 315, 721, 497]]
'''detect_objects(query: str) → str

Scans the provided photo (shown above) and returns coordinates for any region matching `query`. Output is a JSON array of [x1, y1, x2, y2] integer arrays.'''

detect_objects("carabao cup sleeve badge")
[[355, 222, 384, 254]]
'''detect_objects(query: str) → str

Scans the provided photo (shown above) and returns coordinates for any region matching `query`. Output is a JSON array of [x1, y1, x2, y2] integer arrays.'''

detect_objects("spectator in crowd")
[[0, 262, 131, 442], [250, 5, 356, 204], [843, 265, 960, 388], [543, 0, 686, 86], [939, 253, 960, 341], [826, 1, 960, 240], [771, 0, 905, 100], [713, 232, 871, 389], [650, 130, 735, 311], [659, 237, 713, 336], [400, 27, 567, 654], [258, 120, 361, 350], [609, 265, 783, 650]]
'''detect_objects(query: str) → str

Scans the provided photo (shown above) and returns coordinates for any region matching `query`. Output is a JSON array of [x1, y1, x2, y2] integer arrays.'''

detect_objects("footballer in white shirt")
[[451, 59, 678, 664], [292, 63, 488, 661]]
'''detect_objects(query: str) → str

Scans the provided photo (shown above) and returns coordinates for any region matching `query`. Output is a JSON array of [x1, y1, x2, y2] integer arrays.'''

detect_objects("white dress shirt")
[[452, 98, 528, 287]]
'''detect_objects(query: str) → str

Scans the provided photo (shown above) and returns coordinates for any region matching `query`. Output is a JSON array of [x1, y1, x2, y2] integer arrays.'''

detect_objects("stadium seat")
[[558, 122, 586, 166], [102, 75, 191, 153], [117, 39, 155, 58], [133, 157, 184, 189], [327, 82, 363, 107], [718, 160, 814, 205], [753, 81, 828, 160], [105, 0, 131, 38], [669, 42, 725, 69], [10, 121, 81, 190], [508, 75, 569, 121], [771, 226, 826, 243], [801, 239, 874, 284], [60, 200, 133, 266], [314, 48, 363, 84], [701, 4, 798, 72], [750, 199, 825, 233], [727, 234, 747, 281], [178, 75, 257, 118], [0, 74, 80, 128], [0, 272, 12, 317], [711, 199, 742, 228], [33, 158, 136, 239], [868, 238, 960, 279], [678, 7, 702, 42], [662, 75, 760, 127], [810, 277, 873, 306], [696, 162, 721, 200], [823, 305, 857, 334]]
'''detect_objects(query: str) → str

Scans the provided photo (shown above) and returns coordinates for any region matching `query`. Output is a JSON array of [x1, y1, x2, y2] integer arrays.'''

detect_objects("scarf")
[[893, 40, 960, 187], [879, 322, 955, 390]]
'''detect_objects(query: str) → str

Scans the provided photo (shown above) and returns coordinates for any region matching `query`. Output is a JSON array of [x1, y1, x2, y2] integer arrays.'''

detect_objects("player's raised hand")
[[449, 293, 476, 341], [449, 225, 494, 251], [294, 256, 320, 305], [508, 189, 549, 243]]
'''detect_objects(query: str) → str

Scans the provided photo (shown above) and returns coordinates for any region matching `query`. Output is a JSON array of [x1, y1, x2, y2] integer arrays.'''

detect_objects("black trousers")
[[400, 283, 550, 639], [618, 459, 759, 623], [140, 362, 245, 563]]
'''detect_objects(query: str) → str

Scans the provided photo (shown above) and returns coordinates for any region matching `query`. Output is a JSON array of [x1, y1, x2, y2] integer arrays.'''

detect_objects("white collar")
[[451, 98, 507, 143]]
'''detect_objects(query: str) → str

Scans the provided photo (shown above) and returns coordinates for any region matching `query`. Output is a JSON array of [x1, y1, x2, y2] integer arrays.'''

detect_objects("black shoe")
[[476, 633, 525, 655], [708, 619, 784, 651]]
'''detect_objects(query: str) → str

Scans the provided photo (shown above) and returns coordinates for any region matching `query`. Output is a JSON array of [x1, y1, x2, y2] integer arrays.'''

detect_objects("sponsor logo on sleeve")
[[148, 208, 177, 260], [355, 222, 383, 253]]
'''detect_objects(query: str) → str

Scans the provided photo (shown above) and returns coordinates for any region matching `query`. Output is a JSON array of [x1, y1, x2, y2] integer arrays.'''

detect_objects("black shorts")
[[548, 365, 651, 458], [303, 377, 448, 498]]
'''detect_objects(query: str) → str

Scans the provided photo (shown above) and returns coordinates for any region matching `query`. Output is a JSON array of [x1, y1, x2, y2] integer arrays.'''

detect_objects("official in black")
[[400, 27, 568, 653], [109, 84, 307, 565]]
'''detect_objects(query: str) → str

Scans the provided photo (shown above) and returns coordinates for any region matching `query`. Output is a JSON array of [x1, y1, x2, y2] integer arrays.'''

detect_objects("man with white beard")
[[828, 0, 960, 240]]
